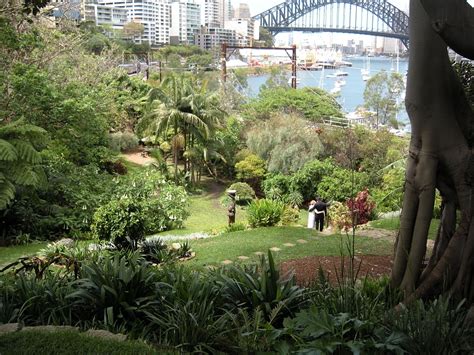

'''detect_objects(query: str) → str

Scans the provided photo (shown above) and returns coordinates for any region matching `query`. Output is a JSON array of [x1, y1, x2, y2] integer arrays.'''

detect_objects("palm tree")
[[142, 74, 226, 182]]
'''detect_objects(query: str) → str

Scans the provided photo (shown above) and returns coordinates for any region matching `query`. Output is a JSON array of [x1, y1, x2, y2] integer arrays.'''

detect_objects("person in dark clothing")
[[314, 197, 328, 232]]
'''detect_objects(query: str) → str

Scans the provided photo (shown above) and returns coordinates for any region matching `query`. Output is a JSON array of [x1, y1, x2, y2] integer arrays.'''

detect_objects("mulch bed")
[[281, 255, 393, 286]]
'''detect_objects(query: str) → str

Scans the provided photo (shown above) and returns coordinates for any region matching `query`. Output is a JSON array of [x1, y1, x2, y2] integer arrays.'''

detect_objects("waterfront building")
[[170, 0, 201, 45], [196, 0, 228, 27], [195, 26, 237, 50], [224, 18, 259, 45], [84, 3, 127, 31], [96, 0, 170, 45]]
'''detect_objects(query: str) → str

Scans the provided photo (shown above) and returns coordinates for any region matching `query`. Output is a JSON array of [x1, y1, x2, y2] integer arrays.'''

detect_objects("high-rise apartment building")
[[233, 3, 250, 19], [96, 0, 170, 45], [170, 0, 201, 44], [84, 3, 127, 31], [196, 0, 228, 27]]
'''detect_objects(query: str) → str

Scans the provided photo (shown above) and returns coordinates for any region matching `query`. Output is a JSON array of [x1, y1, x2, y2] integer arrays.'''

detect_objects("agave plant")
[[217, 251, 307, 326], [67, 253, 162, 331]]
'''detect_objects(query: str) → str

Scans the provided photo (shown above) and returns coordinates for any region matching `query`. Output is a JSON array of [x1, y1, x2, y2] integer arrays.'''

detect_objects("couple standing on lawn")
[[307, 198, 328, 231]]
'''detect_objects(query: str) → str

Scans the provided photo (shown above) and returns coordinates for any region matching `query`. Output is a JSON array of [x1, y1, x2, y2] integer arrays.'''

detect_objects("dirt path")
[[201, 178, 228, 209], [121, 152, 156, 166]]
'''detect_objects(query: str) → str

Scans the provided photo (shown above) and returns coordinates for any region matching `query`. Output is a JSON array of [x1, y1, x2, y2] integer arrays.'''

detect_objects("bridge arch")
[[253, 0, 409, 48]]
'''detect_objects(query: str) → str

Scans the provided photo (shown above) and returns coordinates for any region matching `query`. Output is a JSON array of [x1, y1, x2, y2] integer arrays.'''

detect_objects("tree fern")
[[0, 119, 46, 210], [0, 139, 18, 161]]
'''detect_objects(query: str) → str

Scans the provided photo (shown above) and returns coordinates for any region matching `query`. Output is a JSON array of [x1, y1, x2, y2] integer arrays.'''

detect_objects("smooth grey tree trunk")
[[391, 0, 474, 304]]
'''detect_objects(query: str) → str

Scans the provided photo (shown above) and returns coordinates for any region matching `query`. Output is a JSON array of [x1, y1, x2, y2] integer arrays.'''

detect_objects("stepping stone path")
[[270, 247, 281, 252], [283, 243, 296, 247], [222, 260, 233, 265], [254, 252, 265, 256], [238, 256, 250, 261], [297, 239, 308, 244]]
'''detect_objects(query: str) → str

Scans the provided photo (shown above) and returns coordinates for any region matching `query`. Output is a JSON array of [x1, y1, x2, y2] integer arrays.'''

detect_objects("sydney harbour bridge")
[[253, 0, 409, 49]]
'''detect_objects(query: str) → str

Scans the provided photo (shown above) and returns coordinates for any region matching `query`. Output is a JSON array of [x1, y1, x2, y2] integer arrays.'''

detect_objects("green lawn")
[[0, 242, 48, 268], [370, 217, 440, 239], [188, 226, 393, 267], [0, 329, 170, 355], [158, 186, 248, 236]]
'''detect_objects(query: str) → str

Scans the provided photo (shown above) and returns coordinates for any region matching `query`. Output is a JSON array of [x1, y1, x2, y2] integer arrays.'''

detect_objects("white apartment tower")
[[170, 0, 201, 44], [197, 0, 228, 27], [96, 0, 171, 45]]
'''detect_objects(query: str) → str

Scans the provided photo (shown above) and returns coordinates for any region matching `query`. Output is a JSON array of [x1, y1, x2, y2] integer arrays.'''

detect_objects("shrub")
[[262, 174, 292, 200], [69, 254, 160, 331], [247, 199, 285, 228], [280, 206, 300, 226], [224, 222, 247, 233], [347, 189, 376, 225], [235, 154, 266, 182], [108, 131, 139, 152], [229, 182, 256, 205], [318, 166, 370, 202], [91, 199, 145, 250], [283, 190, 303, 207], [329, 201, 352, 232], [113, 169, 190, 233], [290, 159, 336, 202]]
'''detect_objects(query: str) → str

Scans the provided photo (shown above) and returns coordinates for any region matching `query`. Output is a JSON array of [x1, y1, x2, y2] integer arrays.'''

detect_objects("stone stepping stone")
[[297, 239, 308, 244], [222, 260, 233, 265], [283, 243, 296, 247], [254, 252, 265, 256], [238, 256, 250, 261], [269, 247, 281, 252]]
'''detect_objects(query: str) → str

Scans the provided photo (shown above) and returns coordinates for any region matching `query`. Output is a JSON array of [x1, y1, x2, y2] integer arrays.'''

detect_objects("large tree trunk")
[[391, 0, 474, 304]]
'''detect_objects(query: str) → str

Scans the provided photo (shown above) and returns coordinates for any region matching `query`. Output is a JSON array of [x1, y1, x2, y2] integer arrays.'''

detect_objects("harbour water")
[[246, 56, 409, 125]]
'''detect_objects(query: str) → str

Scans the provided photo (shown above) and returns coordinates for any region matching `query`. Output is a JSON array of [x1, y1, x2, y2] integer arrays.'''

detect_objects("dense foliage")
[[246, 115, 324, 174], [244, 87, 343, 121], [1, 250, 473, 353]]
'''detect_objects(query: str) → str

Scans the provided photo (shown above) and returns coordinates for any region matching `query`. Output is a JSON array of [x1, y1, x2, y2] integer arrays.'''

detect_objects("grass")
[[0, 329, 170, 355], [161, 194, 248, 236], [370, 217, 440, 239], [188, 226, 393, 267], [0, 242, 48, 268]]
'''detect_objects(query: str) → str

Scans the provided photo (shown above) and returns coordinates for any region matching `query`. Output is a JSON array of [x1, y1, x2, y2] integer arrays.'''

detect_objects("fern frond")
[[8, 163, 39, 186], [0, 180, 15, 210], [0, 139, 18, 162], [0, 119, 47, 144], [9, 139, 42, 164]]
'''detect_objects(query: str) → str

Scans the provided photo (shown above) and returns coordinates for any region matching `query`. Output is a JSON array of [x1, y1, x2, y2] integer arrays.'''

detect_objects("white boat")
[[330, 85, 341, 94], [335, 70, 348, 76], [327, 70, 349, 78], [335, 78, 346, 86], [361, 55, 371, 79]]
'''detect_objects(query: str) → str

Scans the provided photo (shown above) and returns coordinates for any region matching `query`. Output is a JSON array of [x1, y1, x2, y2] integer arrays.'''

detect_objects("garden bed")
[[281, 255, 393, 286]]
